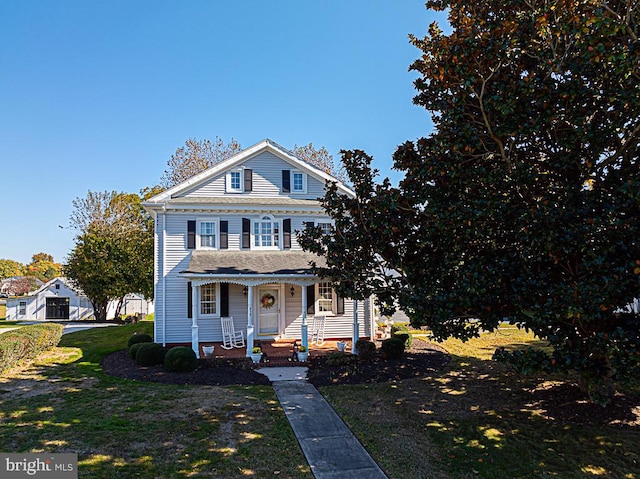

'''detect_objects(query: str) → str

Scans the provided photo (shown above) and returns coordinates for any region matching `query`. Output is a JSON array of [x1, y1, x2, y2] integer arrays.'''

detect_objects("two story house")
[[143, 139, 375, 357]]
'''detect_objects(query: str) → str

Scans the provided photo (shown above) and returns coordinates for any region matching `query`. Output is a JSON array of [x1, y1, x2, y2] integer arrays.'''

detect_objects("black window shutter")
[[305, 221, 315, 230], [282, 170, 290, 193], [220, 221, 228, 249], [283, 218, 291, 249], [187, 220, 196, 249], [306, 285, 315, 315], [244, 169, 253, 192], [187, 282, 193, 319], [220, 282, 229, 317], [336, 292, 345, 315], [242, 218, 251, 249]]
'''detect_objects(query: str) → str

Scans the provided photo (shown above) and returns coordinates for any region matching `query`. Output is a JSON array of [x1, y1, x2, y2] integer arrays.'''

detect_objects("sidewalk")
[[258, 367, 388, 479]]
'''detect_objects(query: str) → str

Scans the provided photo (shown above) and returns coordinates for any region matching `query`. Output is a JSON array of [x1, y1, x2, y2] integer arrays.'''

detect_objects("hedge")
[[0, 323, 64, 373]]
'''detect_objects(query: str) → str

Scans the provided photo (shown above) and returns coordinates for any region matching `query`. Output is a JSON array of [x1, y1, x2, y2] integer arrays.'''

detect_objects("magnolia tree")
[[299, 0, 640, 403]]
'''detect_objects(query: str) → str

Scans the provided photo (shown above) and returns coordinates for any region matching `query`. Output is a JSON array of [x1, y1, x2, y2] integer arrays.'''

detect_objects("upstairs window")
[[226, 170, 243, 193], [254, 215, 279, 248], [199, 221, 216, 248], [292, 170, 306, 193]]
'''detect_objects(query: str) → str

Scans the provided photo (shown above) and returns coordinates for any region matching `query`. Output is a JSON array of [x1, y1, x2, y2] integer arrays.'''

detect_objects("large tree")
[[0, 259, 25, 279], [160, 137, 242, 188], [65, 191, 154, 320], [300, 0, 640, 403], [292, 143, 348, 184], [25, 253, 62, 281]]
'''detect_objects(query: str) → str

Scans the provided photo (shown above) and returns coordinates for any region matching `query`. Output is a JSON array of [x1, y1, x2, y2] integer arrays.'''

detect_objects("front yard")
[[0, 322, 638, 478]]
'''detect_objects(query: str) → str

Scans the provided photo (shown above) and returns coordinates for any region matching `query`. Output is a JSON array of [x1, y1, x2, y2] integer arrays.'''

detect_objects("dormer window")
[[253, 215, 280, 249]]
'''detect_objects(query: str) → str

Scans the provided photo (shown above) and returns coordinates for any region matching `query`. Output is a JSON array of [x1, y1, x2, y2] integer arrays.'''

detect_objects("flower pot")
[[251, 353, 262, 364], [202, 346, 215, 357], [337, 341, 347, 352], [297, 351, 309, 362]]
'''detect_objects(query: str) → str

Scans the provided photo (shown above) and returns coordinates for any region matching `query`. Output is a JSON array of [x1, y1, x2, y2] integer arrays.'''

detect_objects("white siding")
[[178, 151, 328, 200]]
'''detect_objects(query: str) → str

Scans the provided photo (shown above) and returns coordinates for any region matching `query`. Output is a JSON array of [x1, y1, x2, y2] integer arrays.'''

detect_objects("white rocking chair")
[[221, 316, 245, 350], [310, 315, 326, 345]]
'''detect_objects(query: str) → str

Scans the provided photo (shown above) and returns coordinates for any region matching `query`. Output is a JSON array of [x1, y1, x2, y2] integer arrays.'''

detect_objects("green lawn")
[[0, 322, 311, 478], [321, 327, 640, 479]]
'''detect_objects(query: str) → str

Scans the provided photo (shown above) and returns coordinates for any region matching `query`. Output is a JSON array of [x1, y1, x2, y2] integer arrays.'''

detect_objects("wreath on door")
[[261, 293, 276, 309]]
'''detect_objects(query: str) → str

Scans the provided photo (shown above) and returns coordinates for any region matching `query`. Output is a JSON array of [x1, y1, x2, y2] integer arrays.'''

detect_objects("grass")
[[0, 321, 311, 478], [321, 326, 640, 479]]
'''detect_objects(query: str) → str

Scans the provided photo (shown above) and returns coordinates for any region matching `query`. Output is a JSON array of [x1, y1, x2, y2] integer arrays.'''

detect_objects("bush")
[[381, 337, 405, 359], [0, 323, 64, 373], [356, 340, 376, 362], [135, 342, 165, 366], [392, 332, 413, 349], [127, 333, 153, 348], [164, 346, 198, 372], [326, 351, 356, 366], [129, 342, 146, 359], [390, 322, 409, 335]]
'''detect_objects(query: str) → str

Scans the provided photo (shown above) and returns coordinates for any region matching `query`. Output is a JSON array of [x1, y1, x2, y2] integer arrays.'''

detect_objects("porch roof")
[[181, 250, 326, 276]]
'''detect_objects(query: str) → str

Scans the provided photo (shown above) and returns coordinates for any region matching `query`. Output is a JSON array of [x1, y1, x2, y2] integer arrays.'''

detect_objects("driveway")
[[1, 322, 119, 335]]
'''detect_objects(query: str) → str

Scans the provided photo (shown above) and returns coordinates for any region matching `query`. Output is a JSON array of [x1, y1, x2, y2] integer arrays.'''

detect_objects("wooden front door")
[[257, 286, 280, 336]]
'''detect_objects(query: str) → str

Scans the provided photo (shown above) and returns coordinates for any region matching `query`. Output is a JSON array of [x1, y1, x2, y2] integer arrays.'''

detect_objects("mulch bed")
[[101, 339, 450, 387]]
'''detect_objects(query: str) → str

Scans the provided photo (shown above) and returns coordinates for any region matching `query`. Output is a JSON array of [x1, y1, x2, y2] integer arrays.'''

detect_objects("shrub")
[[164, 346, 198, 372], [356, 340, 376, 362], [390, 323, 409, 335], [392, 332, 413, 349], [0, 323, 64, 373], [135, 342, 165, 366], [129, 342, 146, 359], [127, 333, 153, 348], [326, 351, 356, 366], [381, 337, 405, 359]]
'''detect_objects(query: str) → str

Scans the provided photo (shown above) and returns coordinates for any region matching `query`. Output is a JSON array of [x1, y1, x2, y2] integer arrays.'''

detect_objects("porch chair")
[[220, 316, 245, 350], [310, 315, 326, 345]]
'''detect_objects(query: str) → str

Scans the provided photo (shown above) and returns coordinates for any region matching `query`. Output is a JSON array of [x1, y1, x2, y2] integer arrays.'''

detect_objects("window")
[[292, 170, 306, 193], [253, 215, 279, 248], [227, 170, 243, 193], [55, 284, 60, 290], [317, 282, 333, 313], [19, 301, 26, 316], [199, 220, 216, 248], [200, 284, 218, 315], [317, 222, 332, 235]]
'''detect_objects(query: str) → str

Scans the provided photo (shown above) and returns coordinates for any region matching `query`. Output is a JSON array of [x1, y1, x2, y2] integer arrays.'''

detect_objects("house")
[[142, 139, 375, 357], [5, 277, 93, 321]]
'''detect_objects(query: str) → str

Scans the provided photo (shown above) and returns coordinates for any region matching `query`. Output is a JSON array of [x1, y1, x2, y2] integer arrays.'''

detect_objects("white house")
[[5, 277, 93, 321], [143, 139, 375, 357], [105, 293, 155, 319]]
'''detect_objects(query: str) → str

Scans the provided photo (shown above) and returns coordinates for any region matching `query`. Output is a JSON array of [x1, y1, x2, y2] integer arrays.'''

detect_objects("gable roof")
[[144, 138, 354, 205], [28, 277, 86, 297]]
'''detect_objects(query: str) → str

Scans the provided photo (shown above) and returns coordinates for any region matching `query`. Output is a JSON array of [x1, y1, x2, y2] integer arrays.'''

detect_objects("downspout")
[[161, 206, 167, 347]]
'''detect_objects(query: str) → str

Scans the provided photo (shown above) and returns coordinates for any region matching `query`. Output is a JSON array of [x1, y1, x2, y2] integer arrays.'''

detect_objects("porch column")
[[246, 285, 254, 357], [352, 299, 359, 355], [301, 285, 308, 349], [191, 284, 200, 358]]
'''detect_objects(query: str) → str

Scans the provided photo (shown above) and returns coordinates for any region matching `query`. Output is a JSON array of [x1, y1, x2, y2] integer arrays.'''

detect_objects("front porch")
[[197, 339, 354, 365]]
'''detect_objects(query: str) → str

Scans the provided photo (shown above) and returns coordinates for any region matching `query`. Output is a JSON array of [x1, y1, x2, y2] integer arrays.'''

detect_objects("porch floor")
[[199, 339, 352, 366]]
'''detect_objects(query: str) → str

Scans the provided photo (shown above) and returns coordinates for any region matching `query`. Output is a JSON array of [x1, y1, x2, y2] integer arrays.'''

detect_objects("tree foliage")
[[25, 253, 62, 281], [0, 259, 25, 279], [65, 191, 153, 320], [160, 137, 242, 188], [300, 0, 640, 403], [292, 143, 348, 184]]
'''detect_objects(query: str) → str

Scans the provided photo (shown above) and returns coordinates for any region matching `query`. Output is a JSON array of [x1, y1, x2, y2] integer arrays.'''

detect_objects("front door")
[[257, 286, 280, 336]]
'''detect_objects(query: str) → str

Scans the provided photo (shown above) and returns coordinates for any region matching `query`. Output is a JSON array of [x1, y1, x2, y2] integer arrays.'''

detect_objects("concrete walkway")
[[257, 367, 388, 479]]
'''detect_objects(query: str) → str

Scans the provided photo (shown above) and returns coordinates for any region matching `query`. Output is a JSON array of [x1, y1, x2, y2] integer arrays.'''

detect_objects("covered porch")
[[180, 251, 364, 358]]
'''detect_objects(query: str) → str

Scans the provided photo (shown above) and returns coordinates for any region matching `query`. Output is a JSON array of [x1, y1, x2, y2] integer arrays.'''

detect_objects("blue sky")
[[1, 0, 445, 265]]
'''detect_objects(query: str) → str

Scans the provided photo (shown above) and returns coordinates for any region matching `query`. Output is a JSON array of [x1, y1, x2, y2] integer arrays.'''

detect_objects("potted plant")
[[202, 345, 215, 357], [297, 345, 309, 362], [251, 347, 262, 364], [337, 341, 347, 352]]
